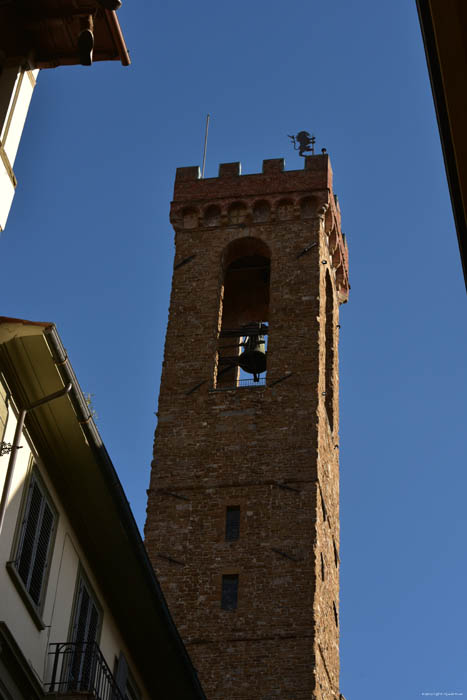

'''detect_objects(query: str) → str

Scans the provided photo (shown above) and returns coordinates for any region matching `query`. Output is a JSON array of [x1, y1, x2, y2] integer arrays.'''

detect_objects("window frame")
[[114, 652, 142, 700], [125, 669, 142, 700], [60, 569, 103, 694], [68, 568, 102, 646], [221, 573, 239, 611], [6, 463, 58, 630]]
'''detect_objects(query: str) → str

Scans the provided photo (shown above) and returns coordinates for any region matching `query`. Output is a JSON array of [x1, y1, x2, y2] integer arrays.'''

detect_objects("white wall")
[[0, 390, 148, 697], [0, 66, 38, 232]]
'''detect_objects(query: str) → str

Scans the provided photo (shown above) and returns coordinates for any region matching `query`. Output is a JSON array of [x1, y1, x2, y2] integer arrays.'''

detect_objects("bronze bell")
[[238, 323, 267, 381]]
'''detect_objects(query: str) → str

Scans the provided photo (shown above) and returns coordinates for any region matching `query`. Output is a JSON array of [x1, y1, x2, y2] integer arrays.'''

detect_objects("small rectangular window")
[[221, 574, 238, 610], [225, 506, 240, 541], [14, 470, 56, 607]]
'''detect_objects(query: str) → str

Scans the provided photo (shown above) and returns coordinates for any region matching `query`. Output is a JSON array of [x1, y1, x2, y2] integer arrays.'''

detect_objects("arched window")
[[325, 271, 335, 431], [253, 200, 270, 223], [300, 197, 315, 219], [183, 208, 198, 229], [277, 199, 294, 220], [216, 237, 270, 388], [328, 226, 338, 253], [204, 205, 221, 227], [228, 203, 247, 225]]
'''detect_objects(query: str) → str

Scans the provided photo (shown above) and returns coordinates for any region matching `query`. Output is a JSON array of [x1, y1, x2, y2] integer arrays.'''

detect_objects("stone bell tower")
[[144, 155, 349, 700]]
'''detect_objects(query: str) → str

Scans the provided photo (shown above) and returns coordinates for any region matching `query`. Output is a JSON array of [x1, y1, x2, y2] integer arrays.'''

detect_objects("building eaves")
[[0, 1, 130, 68], [416, 0, 467, 292]]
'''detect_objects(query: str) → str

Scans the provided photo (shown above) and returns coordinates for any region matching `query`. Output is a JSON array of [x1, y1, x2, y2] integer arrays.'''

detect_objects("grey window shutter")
[[68, 577, 101, 692], [17, 480, 42, 584], [29, 501, 54, 604], [115, 652, 128, 695], [73, 579, 100, 643]]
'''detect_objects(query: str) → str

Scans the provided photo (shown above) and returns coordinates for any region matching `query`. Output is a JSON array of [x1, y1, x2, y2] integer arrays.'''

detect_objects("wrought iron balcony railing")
[[46, 641, 125, 700], [213, 376, 266, 390]]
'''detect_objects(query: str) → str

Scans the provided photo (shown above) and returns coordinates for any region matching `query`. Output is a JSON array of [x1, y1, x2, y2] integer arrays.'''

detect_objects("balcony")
[[45, 642, 125, 700]]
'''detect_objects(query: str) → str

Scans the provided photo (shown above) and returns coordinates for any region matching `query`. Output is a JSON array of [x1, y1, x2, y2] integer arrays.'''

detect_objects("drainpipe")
[[0, 383, 72, 536]]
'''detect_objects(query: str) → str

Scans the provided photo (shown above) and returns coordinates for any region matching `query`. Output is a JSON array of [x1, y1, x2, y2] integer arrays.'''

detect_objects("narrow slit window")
[[320, 552, 325, 581], [333, 601, 339, 627], [333, 538, 338, 568], [221, 574, 239, 610], [225, 506, 240, 541]]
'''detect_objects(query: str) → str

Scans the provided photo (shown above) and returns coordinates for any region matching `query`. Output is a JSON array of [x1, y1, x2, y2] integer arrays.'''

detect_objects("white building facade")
[[0, 66, 38, 233], [0, 317, 205, 700]]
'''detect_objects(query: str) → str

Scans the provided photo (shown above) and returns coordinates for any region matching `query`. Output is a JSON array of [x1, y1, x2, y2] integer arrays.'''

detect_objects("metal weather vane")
[[288, 131, 316, 156]]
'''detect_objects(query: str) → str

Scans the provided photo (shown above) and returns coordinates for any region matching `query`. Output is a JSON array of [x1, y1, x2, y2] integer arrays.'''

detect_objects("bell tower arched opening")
[[216, 237, 270, 388]]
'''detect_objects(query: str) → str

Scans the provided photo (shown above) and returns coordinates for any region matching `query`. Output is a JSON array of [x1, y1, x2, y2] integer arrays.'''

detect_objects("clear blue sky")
[[3, 1, 467, 698]]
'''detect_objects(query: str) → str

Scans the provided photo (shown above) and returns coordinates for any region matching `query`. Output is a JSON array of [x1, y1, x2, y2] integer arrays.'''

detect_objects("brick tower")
[[144, 155, 349, 700]]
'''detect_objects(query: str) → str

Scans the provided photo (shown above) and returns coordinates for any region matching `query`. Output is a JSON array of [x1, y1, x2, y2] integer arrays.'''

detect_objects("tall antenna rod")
[[201, 113, 210, 179]]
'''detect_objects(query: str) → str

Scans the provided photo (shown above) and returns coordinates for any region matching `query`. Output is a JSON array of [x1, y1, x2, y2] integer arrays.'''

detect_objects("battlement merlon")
[[173, 154, 333, 200]]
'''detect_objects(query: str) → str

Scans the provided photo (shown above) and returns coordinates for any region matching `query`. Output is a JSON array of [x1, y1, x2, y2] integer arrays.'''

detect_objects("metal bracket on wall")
[[156, 553, 185, 566], [297, 241, 317, 258], [174, 254, 196, 270], [159, 489, 189, 501], [185, 379, 207, 395], [269, 372, 293, 387], [274, 481, 301, 493], [0, 442, 22, 457], [271, 547, 302, 563]]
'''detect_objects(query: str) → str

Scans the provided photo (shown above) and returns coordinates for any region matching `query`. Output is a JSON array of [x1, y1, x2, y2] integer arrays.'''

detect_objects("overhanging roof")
[[0, 1, 130, 68], [0, 317, 205, 699], [416, 0, 467, 291]]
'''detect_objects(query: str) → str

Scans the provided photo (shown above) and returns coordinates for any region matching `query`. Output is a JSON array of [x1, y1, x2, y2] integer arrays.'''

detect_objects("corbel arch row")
[[178, 194, 329, 229]]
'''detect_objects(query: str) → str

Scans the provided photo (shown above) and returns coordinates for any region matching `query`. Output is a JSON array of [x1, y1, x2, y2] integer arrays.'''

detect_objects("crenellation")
[[219, 162, 242, 177]]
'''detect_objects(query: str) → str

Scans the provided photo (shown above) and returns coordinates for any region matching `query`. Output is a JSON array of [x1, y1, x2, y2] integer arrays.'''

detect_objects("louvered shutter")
[[114, 652, 128, 696], [72, 579, 100, 644], [69, 577, 101, 691], [17, 480, 42, 584], [16, 475, 55, 605], [29, 501, 54, 604]]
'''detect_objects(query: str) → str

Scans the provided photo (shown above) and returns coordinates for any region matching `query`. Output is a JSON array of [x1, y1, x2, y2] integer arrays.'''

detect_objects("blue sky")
[[3, 1, 467, 698]]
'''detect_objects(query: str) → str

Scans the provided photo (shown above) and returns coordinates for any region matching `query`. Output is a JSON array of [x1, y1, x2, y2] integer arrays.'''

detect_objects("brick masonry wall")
[[144, 156, 349, 699]]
